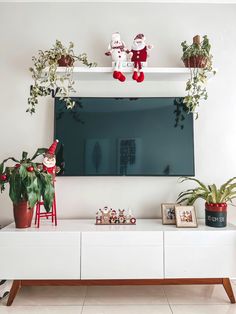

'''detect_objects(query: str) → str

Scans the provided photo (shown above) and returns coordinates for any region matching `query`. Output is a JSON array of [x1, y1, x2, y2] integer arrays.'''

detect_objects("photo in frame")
[[175, 205, 198, 228], [161, 203, 176, 225]]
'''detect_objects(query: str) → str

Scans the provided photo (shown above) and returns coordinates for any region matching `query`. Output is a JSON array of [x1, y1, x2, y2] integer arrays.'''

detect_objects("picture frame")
[[161, 203, 176, 225], [175, 205, 198, 228]]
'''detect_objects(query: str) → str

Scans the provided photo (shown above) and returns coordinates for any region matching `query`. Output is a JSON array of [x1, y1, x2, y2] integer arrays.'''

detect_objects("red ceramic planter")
[[13, 201, 34, 228]]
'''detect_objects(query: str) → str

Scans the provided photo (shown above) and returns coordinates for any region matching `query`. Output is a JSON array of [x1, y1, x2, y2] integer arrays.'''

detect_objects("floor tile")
[[171, 304, 236, 314], [82, 305, 172, 314], [164, 284, 233, 304], [11, 286, 86, 306], [84, 285, 168, 305], [0, 306, 83, 313]]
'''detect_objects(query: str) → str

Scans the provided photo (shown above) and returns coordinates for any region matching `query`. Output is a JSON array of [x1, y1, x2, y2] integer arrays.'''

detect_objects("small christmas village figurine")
[[96, 207, 136, 225]]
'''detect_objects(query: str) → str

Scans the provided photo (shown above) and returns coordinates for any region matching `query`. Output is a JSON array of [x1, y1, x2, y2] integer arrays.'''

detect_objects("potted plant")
[[0, 149, 55, 228], [177, 177, 236, 228], [28, 40, 97, 114], [181, 35, 216, 118]]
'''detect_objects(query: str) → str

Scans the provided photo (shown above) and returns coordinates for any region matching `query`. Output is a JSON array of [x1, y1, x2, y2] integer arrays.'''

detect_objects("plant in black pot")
[[181, 35, 216, 118], [177, 177, 236, 228], [28, 40, 97, 114], [0, 149, 54, 228]]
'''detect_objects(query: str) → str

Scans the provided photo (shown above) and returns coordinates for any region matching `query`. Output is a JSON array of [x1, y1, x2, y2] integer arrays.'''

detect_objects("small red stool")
[[35, 195, 57, 228]]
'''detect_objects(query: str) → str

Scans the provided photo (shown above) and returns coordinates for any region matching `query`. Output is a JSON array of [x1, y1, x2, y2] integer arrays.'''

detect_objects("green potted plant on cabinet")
[[0, 149, 54, 228], [181, 35, 216, 118], [28, 40, 97, 114], [177, 177, 236, 228]]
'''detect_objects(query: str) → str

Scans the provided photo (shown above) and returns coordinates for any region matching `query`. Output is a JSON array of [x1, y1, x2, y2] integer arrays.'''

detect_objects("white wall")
[[0, 2, 236, 226]]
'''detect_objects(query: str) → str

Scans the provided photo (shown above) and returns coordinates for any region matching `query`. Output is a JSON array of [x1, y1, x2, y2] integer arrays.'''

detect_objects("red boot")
[[137, 71, 144, 83], [113, 71, 121, 80], [132, 71, 138, 81], [118, 72, 126, 82]]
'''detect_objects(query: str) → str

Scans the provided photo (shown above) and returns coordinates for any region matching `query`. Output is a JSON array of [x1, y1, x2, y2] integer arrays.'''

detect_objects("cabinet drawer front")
[[165, 231, 236, 278], [81, 231, 163, 279], [0, 232, 80, 279]]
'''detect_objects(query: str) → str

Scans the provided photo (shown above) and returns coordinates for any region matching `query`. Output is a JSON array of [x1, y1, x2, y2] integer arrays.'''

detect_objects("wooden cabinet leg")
[[222, 278, 235, 304], [7, 280, 21, 306]]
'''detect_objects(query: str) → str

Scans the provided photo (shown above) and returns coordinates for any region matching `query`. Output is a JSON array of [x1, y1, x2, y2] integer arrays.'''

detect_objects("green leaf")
[[22, 151, 28, 160], [30, 148, 48, 161]]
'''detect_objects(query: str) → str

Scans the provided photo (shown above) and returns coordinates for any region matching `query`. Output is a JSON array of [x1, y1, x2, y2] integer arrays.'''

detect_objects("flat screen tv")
[[54, 97, 194, 176]]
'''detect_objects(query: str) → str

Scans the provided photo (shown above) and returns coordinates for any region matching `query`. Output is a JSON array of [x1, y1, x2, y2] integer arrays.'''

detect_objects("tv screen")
[[54, 97, 194, 176]]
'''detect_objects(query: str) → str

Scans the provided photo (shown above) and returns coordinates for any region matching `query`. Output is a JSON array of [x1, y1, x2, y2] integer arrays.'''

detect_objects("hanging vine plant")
[[28, 40, 97, 114], [181, 35, 216, 118]]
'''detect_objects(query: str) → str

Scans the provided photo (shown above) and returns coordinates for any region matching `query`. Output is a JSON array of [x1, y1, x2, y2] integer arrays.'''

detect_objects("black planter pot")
[[205, 203, 227, 228]]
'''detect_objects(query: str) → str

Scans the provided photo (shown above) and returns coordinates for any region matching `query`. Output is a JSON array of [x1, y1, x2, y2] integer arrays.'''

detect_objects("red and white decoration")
[[43, 139, 59, 179], [105, 32, 130, 82], [95, 207, 136, 225], [130, 34, 153, 83]]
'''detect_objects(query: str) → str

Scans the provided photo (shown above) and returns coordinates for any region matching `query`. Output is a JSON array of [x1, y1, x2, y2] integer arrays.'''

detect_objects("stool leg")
[[37, 203, 40, 228], [35, 203, 38, 225], [52, 202, 54, 224], [53, 196, 57, 226]]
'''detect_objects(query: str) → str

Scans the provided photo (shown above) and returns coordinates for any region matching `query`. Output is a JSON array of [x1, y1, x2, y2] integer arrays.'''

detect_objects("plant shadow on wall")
[[27, 40, 97, 114], [181, 35, 216, 119]]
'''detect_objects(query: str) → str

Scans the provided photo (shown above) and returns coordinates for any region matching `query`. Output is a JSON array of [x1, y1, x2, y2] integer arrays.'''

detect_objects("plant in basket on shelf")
[[177, 177, 236, 228], [181, 35, 216, 118], [28, 40, 97, 114], [0, 149, 55, 228]]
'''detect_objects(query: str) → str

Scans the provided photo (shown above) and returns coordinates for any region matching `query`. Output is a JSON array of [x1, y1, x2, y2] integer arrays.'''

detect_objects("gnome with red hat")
[[130, 34, 153, 83], [42, 139, 59, 179], [105, 32, 130, 82]]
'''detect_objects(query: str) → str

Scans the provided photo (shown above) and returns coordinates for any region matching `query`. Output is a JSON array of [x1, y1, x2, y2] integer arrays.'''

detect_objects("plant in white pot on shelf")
[[177, 177, 236, 228], [181, 35, 216, 118], [28, 40, 97, 114], [0, 149, 55, 228]]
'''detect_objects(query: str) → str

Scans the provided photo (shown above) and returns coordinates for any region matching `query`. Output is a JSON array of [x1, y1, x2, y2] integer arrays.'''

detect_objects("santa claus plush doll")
[[130, 34, 153, 83], [105, 32, 129, 82], [43, 139, 59, 180]]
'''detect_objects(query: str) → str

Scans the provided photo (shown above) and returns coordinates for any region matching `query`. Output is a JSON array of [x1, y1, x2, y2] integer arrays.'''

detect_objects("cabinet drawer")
[[0, 232, 80, 279], [81, 231, 163, 279], [164, 231, 236, 278]]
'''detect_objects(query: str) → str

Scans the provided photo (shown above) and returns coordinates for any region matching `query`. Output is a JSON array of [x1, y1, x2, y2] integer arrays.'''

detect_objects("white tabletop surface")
[[1, 219, 236, 233]]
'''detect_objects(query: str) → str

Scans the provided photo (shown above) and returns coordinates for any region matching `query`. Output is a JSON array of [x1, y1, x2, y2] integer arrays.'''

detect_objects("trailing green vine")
[[28, 40, 97, 114], [181, 35, 216, 118]]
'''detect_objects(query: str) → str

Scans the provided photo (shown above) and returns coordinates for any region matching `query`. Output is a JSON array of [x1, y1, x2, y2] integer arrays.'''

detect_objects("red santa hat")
[[47, 139, 59, 155], [134, 34, 145, 41]]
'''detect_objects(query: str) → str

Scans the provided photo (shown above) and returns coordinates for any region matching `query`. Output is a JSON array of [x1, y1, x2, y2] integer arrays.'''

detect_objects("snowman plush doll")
[[130, 34, 153, 83], [105, 32, 129, 82]]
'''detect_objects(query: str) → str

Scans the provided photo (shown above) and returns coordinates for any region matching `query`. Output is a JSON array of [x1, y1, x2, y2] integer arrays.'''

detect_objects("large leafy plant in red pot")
[[177, 177, 236, 228], [0, 149, 54, 228]]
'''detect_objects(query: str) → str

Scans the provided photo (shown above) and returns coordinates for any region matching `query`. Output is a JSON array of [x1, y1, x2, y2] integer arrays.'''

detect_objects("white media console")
[[0, 219, 236, 305]]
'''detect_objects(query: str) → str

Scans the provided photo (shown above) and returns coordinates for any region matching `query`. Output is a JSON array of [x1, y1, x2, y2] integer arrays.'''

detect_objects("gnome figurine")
[[43, 139, 59, 180], [105, 32, 129, 82], [130, 34, 153, 83]]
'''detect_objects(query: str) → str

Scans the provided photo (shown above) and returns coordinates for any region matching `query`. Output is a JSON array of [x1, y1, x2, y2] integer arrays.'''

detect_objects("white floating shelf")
[[52, 66, 216, 81]]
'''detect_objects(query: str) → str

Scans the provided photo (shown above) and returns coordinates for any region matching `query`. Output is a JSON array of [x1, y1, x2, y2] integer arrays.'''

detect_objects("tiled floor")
[[1, 282, 236, 313]]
